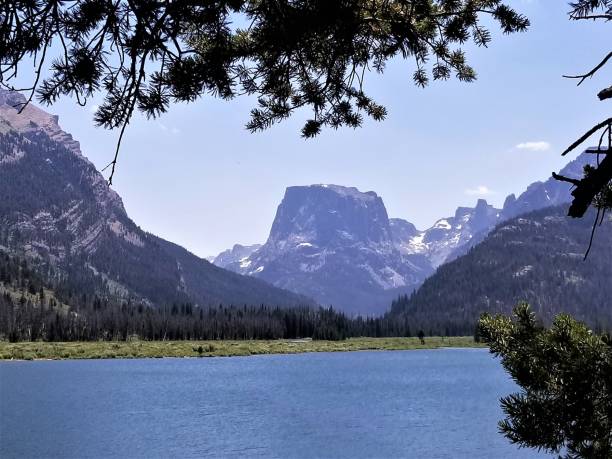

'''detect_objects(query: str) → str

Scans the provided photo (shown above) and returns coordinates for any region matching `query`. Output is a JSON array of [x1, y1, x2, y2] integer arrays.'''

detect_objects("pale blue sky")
[[26, 1, 609, 257]]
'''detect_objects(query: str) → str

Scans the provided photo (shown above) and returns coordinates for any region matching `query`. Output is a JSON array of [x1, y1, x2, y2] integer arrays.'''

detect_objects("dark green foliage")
[[1, 1, 529, 179], [0, 250, 415, 342], [478, 304, 612, 458], [386, 206, 612, 336]]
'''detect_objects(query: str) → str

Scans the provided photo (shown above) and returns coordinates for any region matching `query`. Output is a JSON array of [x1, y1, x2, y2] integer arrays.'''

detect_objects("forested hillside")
[[0, 250, 416, 342], [387, 206, 612, 335], [0, 89, 310, 310]]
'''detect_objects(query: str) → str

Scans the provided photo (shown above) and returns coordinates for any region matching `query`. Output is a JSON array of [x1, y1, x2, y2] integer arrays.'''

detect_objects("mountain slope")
[[388, 206, 612, 335], [215, 185, 433, 314], [0, 89, 310, 308]]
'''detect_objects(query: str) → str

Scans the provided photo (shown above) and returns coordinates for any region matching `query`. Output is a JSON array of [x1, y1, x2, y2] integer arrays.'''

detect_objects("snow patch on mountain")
[[391, 199, 501, 268]]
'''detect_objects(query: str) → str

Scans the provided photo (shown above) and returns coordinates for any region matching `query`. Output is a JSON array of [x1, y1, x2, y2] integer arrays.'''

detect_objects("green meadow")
[[0, 336, 484, 360]]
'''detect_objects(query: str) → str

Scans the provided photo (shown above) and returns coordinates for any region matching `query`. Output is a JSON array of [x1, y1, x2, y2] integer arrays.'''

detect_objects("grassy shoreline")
[[0, 337, 484, 361]]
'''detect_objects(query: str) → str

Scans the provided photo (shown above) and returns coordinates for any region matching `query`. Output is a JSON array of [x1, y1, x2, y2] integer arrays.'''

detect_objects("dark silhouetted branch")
[[567, 153, 612, 218], [585, 147, 610, 154], [563, 52, 612, 86], [551, 172, 581, 186], [562, 118, 612, 156], [572, 15, 612, 21], [598, 86, 612, 101]]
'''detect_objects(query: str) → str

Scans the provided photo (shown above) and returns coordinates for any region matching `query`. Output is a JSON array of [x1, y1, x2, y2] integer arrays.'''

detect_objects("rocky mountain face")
[[214, 185, 433, 315], [0, 89, 310, 308], [391, 153, 597, 268], [389, 218, 419, 245], [387, 205, 612, 335], [392, 199, 501, 268]]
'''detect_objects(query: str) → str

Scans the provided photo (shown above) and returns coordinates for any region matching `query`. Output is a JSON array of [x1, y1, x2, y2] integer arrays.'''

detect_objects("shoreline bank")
[[0, 337, 484, 361]]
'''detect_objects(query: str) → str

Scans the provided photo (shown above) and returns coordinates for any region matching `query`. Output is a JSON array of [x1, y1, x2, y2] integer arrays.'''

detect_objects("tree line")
[[386, 206, 612, 337], [0, 251, 415, 342], [0, 293, 411, 343]]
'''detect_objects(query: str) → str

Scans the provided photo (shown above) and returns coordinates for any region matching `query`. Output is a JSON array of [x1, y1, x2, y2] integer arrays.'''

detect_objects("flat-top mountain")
[[0, 89, 310, 308], [213, 187, 514, 313], [214, 184, 433, 314]]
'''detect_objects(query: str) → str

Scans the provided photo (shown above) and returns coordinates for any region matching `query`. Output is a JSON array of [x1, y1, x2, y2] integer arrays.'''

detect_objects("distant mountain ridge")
[[391, 153, 597, 267], [213, 153, 597, 315], [1, 87, 601, 321], [391, 199, 501, 268], [0, 89, 310, 308], [208, 244, 261, 267], [387, 205, 612, 334]]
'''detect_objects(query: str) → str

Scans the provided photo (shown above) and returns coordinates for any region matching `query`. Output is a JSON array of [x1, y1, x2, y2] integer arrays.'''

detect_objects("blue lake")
[[0, 348, 548, 458]]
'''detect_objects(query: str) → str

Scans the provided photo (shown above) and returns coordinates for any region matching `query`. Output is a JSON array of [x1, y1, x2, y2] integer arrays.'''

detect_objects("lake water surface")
[[1, 348, 548, 458]]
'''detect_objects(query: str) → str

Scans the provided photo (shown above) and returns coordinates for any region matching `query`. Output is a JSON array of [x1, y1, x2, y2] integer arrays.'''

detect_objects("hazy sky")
[[25, 1, 609, 257]]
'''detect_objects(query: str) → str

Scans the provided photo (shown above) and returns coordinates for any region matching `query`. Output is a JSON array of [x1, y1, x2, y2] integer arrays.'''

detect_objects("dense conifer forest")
[[387, 206, 612, 336], [0, 252, 413, 342]]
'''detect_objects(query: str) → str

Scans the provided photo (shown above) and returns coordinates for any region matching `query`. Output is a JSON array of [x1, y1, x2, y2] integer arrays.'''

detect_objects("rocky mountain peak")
[[389, 218, 420, 246], [503, 193, 517, 209], [0, 88, 26, 107], [471, 199, 499, 233], [0, 89, 81, 155], [558, 151, 597, 179], [0, 90, 308, 309], [0, 89, 125, 215], [475, 198, 489, 210], [267, 184, 393, 251], [211, 243, 261, 267]]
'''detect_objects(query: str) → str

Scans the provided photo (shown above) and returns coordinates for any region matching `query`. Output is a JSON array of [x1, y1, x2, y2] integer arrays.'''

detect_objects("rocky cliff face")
[[264, 185, 393, 251], [392, 199, 501, 268], [214, 185, 433, 315], [389, 218, 419, 246], [0, 89, 310, 308]]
